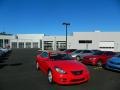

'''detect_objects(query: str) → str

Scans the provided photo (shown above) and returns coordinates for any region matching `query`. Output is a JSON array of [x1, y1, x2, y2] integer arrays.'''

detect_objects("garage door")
[[99, 41, 114, 51]]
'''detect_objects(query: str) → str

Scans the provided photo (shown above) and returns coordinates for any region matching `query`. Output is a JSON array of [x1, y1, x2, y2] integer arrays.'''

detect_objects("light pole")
[[62, 22, 70, 50]]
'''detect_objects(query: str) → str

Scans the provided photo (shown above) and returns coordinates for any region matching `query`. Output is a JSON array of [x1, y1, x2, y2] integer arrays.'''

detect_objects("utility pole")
[[62, 22, 70, 50]]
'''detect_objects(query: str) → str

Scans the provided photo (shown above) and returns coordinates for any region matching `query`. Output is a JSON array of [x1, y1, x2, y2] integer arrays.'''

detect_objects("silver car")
[[71, 50, 95, 61]]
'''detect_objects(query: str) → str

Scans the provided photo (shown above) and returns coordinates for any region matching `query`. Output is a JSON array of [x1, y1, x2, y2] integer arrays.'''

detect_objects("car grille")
[[71, 78, 85, 82], [71, 70, 83, 75]]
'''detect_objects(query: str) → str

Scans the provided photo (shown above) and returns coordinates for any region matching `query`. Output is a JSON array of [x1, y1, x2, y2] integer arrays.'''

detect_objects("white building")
[[0, 32, 120, 52], [10, 34, 44, 49], [0, 34, 14, 48], [42, 32, 120, 52]]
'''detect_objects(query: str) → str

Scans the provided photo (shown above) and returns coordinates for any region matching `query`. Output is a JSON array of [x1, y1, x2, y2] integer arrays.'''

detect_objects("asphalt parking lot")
[[0, 49, 120, 90]]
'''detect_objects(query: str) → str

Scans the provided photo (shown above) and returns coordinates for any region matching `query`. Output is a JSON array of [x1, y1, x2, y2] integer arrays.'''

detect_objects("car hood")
[[108, 57, 120, 63], [52, 60, 86, 71]]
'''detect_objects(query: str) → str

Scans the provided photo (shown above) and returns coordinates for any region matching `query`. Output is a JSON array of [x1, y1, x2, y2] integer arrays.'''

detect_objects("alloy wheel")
[[97, 60, 102, 67], [36, 62, 39, 70], [48, 70, 53, 84]]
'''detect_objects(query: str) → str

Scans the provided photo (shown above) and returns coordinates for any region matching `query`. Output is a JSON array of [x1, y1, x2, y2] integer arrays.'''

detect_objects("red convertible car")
[[36, 51, 90, 85], [82, 51, 116, 67]]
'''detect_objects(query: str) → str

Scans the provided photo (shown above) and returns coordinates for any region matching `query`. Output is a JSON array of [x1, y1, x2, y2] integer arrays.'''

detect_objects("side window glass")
[[83, 50, 91, 53], [41, 52, 48, 58]]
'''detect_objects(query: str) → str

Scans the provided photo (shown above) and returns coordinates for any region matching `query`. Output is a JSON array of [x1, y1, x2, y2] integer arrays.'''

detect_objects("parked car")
[[105, 54, 120, 72], [71, 50, 95, 61], [64, 49, 77, 54], [0, 48, 9, 53], [36, 51, 90, 85], [0, 50, 4, 59], [82, 51, 116, 67], [0, 47, 12, 57]]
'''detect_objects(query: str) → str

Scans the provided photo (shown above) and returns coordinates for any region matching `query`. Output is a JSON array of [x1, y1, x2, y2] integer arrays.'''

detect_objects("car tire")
[[36, 62, 39, 70], [47, 70, 54, 84], [97, 60, 102, 67], [76, 56, 81, 61]]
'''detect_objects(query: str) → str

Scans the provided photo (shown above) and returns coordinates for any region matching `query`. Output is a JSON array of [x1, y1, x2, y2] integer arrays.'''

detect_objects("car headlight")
[[89, 58, 96, 60], [55, 67, 66, 74]]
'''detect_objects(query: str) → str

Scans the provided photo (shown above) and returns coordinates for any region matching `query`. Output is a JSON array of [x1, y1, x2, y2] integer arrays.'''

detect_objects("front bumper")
[[53, 71, 90, 85], [82, 59, 97, 66]]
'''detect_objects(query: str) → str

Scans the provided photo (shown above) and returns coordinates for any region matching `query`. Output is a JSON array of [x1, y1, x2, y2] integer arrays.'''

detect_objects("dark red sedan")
[[82, 51, 116, 67], [36, 51, 90, 85], [64, 49, 77, 54]]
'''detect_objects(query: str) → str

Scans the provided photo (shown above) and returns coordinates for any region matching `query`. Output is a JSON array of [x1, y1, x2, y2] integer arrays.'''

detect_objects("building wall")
[[72, 32, 120, 51], [0, 35, 14, 48], [10, 34, 44, 49], [42, 36, 74, 50], [42, 32, 120, 51], [16, 34, 44, 39], [1, 32, 120, 52]]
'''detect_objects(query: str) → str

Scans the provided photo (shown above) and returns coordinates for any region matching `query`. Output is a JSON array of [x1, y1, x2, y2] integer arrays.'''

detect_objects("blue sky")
[[0, 0, 120, 35]]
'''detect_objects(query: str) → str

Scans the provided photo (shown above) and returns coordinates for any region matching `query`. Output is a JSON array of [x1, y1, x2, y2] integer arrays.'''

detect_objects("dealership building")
[[0, 31, 120, 52]]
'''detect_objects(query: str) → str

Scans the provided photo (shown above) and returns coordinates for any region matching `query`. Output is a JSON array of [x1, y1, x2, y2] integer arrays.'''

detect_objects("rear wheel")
[[76, 56, 81, 61], [47, 70, 54, 84], [97, 60, 102, 67]]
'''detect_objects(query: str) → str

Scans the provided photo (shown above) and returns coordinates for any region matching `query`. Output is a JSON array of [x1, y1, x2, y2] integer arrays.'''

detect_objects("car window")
[[72, 50, 82, 54], [83, 50, 91, 53], [104, 52, 115, 56], [50, 53, 73, 60], [41, 52, 48, 58], [93, 51, 103, 55]]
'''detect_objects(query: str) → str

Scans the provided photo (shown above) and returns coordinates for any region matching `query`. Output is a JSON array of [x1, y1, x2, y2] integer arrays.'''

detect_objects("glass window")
[[41, 52, 48, 58], [33, 42, 38, 48], [19, 42, 24, 48], [44, 41, 53, 50], [12, 42, 17, 48], [40, 40, 42, 49], [0, 39, 3, 48], [104, 51, 116, 56], [26, 42, 31, 48], [93, 51, 103, 55], [56, 41, 66, 50], [83, 50, 92, 53], [50, 53, 73, 60], [5, 39, 10, 48]]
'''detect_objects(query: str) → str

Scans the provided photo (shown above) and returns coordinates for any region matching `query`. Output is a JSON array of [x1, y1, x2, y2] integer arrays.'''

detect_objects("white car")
[[0, 48, 9, 53]]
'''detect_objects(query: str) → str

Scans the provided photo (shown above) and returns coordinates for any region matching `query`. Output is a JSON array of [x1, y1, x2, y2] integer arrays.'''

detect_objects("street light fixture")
[[62, 22, 70, 50]]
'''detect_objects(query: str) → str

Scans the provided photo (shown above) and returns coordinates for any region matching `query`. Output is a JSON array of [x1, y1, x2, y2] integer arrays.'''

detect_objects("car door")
[[39, 51, 49, 74], [81, 50, 93, 59]]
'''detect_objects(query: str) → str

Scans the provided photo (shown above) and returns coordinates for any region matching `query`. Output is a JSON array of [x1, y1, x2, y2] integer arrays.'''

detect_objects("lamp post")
[[62, 22, 70, 50]]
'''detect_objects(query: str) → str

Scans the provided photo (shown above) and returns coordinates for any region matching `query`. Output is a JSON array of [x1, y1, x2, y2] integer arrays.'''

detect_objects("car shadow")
[[0, 62, 23, 69]]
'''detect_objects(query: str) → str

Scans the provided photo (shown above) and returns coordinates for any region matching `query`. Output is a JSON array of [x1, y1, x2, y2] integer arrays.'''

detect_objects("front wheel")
[[36, 62, 39, 70], [47, 70, 54, 84]]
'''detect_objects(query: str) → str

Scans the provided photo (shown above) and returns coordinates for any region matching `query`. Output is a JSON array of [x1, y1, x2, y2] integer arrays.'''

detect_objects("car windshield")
[[71, 50, 82, 54], [50, 53, 73, 60], [93, 51, 103, 55], [104, 52, 116, 56]]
